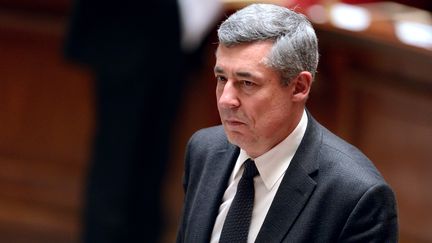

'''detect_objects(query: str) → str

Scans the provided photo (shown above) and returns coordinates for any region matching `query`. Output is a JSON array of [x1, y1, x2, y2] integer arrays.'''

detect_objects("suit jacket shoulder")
[[256, 114, 398, 242], [317, 122, 386, 186], [186, 125, 230, 159]]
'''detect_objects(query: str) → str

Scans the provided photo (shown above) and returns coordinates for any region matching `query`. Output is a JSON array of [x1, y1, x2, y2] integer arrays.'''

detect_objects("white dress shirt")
[[210, 110, 308, 243]]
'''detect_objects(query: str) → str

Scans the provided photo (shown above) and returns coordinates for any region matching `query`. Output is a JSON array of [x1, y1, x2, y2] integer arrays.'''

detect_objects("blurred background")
[[0, 0, 431, 242]]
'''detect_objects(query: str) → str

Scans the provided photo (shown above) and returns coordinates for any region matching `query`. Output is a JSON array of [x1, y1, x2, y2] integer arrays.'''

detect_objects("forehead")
[[215, 41, 274, 66], [215, 42, 282, 83]]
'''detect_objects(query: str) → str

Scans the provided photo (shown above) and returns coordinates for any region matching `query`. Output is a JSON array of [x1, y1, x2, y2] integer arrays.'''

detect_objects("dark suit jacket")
[[176, 113, 398, 242]]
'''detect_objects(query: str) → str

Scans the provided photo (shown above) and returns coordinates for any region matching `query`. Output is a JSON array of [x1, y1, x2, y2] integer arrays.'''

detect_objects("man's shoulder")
[[191, 125, 225, 138], [187, 125, 230, 151], [190, 125, 225, 142], [316, 125, 387, 187], [303, 116, 385, 185], [185, 125, 238, 172]]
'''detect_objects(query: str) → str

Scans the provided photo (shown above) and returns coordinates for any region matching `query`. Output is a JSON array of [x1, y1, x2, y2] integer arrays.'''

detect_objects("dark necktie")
[[219, 159, 259, 243]]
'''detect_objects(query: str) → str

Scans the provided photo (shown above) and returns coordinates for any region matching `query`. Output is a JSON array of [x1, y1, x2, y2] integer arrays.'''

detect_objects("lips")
[[224, 119, 246, 126], [219, 110, 247, 127]]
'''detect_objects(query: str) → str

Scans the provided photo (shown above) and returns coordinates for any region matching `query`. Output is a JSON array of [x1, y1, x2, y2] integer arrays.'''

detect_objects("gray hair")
[[217, 4, 319, 85]]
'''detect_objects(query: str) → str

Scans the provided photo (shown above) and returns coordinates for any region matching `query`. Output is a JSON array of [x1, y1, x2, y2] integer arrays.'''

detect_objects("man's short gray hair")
[[217, 3, 319, 85]]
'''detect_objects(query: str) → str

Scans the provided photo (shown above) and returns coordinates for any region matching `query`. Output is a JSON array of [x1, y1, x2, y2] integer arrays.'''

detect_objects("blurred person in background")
[[64, 0, 222, 242]]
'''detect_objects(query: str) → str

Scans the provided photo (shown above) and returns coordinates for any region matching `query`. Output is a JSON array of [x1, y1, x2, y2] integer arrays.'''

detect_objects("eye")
[[215, 75, 227, 82], [243, 80, 255, 87]]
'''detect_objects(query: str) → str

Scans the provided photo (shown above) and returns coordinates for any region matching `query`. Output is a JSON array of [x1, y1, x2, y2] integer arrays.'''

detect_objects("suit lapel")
[[256, 113, 321, 242], [187, 143, 239, 243]]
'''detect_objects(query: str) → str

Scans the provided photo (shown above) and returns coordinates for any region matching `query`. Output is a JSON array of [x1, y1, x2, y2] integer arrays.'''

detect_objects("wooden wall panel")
[[354, 79, 432, 243], [0, 8, 93, 242]]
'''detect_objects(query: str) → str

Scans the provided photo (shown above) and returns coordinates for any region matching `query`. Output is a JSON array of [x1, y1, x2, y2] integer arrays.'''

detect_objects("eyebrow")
[[214, 66, 254, 78], [214, 66, 224, 74]]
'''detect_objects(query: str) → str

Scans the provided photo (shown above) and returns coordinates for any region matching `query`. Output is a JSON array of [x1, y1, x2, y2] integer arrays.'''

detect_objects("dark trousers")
[[82, 65, 184, 242]]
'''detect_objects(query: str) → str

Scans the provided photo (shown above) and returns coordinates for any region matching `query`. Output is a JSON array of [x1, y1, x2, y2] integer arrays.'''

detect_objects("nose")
[[217, 81, 240, 109]]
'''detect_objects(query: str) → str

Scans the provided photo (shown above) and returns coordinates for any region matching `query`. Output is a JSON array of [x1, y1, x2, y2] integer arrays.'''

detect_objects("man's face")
[[215, 41, 301, 158]]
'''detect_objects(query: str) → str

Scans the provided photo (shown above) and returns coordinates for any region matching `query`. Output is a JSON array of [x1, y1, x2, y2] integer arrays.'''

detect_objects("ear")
[[292, 71, 312, 102]]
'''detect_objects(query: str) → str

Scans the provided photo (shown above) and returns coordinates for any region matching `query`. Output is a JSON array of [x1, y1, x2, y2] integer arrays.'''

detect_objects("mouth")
[[224, 119, 246, 126]]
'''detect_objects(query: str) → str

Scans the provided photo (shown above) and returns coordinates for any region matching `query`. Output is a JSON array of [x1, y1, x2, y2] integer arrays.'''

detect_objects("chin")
[[226, 132, 254, 149], [225, 131, 244, 146]]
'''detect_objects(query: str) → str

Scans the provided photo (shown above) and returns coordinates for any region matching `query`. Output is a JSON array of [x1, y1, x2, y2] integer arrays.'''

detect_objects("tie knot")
[[243, 159, 259, 179]]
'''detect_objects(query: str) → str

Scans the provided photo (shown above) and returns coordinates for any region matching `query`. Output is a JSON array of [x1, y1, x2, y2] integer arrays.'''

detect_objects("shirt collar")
[[233, 110, 308, 190]]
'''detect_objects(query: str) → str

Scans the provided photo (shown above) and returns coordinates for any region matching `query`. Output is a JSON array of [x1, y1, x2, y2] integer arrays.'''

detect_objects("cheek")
[[254, 99, 291, 130], [215, 84, 222, 99]]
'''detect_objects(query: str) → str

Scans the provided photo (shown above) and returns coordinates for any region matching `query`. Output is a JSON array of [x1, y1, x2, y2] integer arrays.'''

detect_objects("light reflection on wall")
[[306, 1, 432, 50]]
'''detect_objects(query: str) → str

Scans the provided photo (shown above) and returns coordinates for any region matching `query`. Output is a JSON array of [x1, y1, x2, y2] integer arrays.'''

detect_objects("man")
[[176, 3, 398, 243]]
